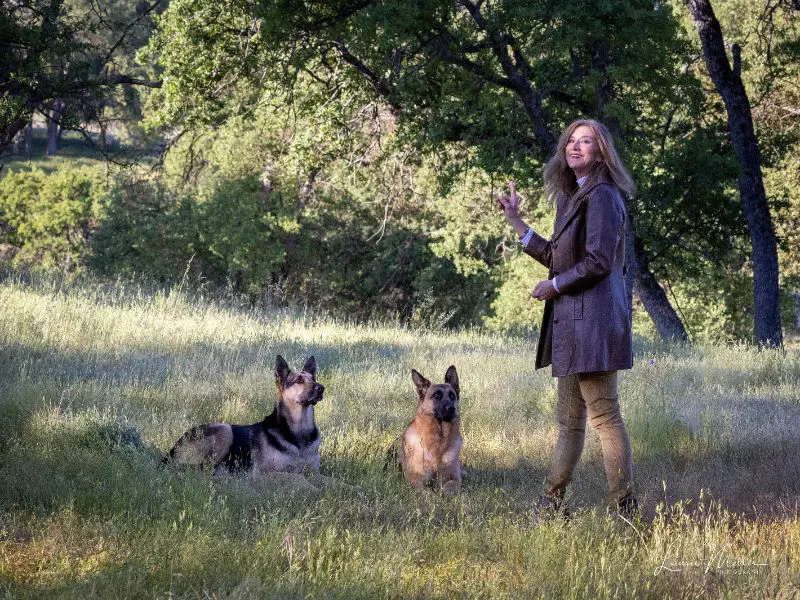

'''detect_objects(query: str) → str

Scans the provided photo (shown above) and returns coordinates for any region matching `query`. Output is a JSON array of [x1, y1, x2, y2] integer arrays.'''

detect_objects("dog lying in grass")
[[389, 366, 463, 494], [166, 355, 323, 475]]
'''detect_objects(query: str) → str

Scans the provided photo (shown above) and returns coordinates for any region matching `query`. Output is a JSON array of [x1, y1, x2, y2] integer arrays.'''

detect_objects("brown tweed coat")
[[523, 176, 633, 376]]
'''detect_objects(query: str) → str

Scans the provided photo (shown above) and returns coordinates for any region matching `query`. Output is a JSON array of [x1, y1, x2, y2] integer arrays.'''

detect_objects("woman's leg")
[[544, 374, 587, 502], [577, 371, 635, 505]]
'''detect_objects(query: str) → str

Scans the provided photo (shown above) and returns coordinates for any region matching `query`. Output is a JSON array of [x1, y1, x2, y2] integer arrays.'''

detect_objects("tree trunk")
[[684, 0, 783, 348], [12, 130, 23, 155], [632, 234, 690, 341], [261, 163, 273, 200], [46, 118, 58, 156], [1, 114, 30, 153], [46, 100, 65, 156], [24, 121, 33, 159]]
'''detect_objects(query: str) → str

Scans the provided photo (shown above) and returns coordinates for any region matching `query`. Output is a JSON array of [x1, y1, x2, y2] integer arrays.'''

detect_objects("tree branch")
[[458, 0, 556, 154], [105, 74, 163, 88], [432, 30, 514, 89], [102, 0, 163, 65], [333, 38, 402, 112]]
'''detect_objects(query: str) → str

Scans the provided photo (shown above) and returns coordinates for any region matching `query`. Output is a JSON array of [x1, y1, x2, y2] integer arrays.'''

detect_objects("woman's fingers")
[[531, 280, 553, 301], [497, 183, 519, 217]]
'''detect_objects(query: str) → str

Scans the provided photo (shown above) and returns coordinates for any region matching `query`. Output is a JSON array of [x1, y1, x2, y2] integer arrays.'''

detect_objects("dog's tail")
[[161, 443, 178, 467], [162, 425, 203, 468]]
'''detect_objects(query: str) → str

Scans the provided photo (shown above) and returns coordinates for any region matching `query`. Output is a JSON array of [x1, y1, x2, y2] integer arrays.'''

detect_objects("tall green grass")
[[1, 276, 798, 599]]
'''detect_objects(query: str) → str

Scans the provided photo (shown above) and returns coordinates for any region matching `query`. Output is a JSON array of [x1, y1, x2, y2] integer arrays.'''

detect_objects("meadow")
[[1, 276, 799, 599]]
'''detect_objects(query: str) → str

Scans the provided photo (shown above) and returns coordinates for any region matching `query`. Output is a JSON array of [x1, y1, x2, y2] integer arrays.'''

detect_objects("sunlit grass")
[[1, 276, 799, 598], [0, 128, 144, 175]]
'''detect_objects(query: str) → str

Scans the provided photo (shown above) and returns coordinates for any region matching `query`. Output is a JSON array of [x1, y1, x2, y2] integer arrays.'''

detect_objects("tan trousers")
[[545, 371, 635, 505]]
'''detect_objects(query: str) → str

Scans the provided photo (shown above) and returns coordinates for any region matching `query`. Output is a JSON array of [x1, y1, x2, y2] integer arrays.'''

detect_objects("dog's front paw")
[[253, 472, 321, 494], [441, 479, 461, 495]]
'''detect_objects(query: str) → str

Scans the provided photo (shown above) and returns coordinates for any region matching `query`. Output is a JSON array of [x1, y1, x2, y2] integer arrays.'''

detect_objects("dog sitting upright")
[[167, 355, 324, 475], [392, 366, 462, 494]]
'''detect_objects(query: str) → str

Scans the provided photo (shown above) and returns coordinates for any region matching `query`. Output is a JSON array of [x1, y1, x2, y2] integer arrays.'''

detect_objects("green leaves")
[[0, 167, 107, 270]]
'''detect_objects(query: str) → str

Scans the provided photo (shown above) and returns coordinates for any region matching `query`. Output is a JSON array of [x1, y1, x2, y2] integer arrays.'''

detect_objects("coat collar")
[[551, 174, 612, 242]]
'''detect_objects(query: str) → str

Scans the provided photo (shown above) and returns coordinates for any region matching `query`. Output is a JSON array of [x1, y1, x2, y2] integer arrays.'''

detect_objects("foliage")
[[631, 117, 748, 282], [87, 176, 195, 283], [1, 0, 798, 340], [0, 167, 107, 270], [142, 0, 783, 340], [484, 253, 547, 334], [0, 0, 161, 153], [161, 103, 500, 325], [0, 0, 79, 147], [667, 261, 756, 342], [145, 0, 690, 163], [483, 195, 554, 334]]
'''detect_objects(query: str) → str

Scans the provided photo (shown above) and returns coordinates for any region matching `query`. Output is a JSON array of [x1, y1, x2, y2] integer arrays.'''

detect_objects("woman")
[[497, 119, 638, 518]]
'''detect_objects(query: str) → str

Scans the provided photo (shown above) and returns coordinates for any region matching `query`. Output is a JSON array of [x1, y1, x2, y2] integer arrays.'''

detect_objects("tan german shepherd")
[[166, 355, 323, 475], [390, 366, 462, 493]]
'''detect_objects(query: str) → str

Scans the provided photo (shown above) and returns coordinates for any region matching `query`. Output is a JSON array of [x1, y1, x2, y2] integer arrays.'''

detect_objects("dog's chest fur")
[[254, 407, 321, 473], [404, 418, 461, 474]]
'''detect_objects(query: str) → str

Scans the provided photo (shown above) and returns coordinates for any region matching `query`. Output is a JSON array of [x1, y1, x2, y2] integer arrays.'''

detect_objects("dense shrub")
[[0, 167, 106, 271], [87, 177, 196, 282]]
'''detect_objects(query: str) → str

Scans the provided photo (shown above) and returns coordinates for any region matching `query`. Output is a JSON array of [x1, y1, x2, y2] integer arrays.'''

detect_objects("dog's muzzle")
[[303, 383, 325, 405], [437, 402, 458, 422]]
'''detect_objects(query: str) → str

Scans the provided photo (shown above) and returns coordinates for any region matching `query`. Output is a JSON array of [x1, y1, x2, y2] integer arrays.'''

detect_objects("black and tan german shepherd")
[[166, 355, 324, 475]]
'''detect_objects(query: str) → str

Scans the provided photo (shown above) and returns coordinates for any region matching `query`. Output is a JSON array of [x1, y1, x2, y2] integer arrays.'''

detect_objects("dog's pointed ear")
[[444, 365, 459, 397], [302, 356, 317, 377], [275, 355, 291, 386], [411, 369, 430, 399]]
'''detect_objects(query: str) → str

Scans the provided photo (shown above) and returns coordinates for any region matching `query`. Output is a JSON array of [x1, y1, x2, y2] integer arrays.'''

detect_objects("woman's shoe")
[[616, 495, 640, 519]]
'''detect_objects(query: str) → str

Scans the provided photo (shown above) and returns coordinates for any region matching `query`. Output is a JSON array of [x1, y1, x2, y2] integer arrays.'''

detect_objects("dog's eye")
[[449, 391, 455, 400], [433, 390, 442, 400]]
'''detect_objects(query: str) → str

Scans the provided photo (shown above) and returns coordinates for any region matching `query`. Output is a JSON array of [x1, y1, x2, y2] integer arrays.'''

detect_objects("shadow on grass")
[[0, 336, 416, 446], [651, 435, 800, 519], [2, 329, 800, 527]]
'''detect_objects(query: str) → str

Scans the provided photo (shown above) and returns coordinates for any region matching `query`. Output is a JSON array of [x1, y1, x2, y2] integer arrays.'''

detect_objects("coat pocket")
[[574, 292, 583, 320]]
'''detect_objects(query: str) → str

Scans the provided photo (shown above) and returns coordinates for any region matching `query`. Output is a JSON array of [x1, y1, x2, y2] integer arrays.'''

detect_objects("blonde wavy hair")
[[543, 119, 635, 204]]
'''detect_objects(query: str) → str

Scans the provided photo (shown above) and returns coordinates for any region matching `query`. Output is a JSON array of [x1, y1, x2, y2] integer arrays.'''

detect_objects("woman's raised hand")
[[496, 181, 520, 221]]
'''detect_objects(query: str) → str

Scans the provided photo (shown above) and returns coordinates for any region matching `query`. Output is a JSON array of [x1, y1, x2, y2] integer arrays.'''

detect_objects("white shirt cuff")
[[552, 276, 561, 294], [519, 227, 534, 247]]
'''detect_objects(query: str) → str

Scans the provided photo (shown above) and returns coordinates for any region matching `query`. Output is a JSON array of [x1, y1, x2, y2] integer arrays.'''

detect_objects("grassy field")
[[0, 127, 143, 175], [1, 276, 799, 599]]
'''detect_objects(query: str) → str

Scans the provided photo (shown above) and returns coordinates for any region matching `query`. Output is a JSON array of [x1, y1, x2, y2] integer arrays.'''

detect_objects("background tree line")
[[0, 0, 798, 342]]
